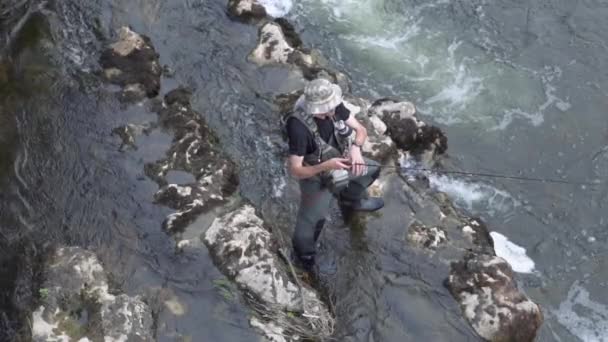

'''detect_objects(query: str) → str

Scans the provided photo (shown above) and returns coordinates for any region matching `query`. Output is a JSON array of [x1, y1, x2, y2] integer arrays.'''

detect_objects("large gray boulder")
[[99, 27, 162, 102], [203, 205, 333, 340], [32, 247, 153, 341], [447, 253, 543, 342]]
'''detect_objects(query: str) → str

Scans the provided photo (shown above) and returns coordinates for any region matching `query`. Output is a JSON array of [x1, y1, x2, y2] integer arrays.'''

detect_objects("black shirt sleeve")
[[335, 102, 351, 121], [286, 117, 311, 156]]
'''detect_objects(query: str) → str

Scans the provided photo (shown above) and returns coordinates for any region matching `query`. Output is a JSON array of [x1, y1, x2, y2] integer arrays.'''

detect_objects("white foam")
[[424, 42, 484, 115], [258, 0, 293, 17], [489, 232, 535, 274], [555, 282, 608, 342], [427, 174, 518, 215]]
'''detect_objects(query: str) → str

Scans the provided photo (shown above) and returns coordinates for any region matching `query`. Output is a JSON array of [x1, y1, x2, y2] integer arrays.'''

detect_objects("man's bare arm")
[[288, 155, 350, 179]]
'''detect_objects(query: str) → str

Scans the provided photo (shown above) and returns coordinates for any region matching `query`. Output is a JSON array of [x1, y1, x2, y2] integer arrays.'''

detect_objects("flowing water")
[[1, 0, 607, 341]]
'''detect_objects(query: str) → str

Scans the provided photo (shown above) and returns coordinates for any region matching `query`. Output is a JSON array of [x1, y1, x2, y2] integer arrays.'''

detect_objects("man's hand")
[[349, 146, 366, 176], [324, 157, 351, 171]]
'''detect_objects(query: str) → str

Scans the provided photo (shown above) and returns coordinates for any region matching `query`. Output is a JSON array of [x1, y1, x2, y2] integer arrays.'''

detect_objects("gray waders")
[[292, 158, 380, 261]]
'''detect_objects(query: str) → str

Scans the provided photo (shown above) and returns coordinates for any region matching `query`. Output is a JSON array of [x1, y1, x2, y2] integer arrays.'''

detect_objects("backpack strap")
[[286, 109, 341, 165]]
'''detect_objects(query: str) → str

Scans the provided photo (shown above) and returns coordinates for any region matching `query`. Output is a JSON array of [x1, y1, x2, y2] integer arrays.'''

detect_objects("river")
[[0, 0, 607, 341]]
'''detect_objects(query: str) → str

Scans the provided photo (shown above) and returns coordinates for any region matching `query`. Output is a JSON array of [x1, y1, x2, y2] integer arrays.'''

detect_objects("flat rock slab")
[[144, 87, 239, 232], [204, 205, 333, 340]]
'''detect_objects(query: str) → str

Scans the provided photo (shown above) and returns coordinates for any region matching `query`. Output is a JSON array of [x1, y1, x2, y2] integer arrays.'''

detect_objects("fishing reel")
[[327, 169, 350, 193]]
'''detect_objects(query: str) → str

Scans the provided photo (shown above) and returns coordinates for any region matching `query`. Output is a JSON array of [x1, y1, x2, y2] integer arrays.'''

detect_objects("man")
[[285, 78, 384, 270]]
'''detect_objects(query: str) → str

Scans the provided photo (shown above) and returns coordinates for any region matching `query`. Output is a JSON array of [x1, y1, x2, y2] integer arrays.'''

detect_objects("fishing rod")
[[347, 163, 599, 186]]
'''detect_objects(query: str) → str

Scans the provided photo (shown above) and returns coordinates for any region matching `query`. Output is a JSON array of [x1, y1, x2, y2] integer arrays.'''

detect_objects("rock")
[[407, 222, 447, 250], [250, 317, 287, 342], [203, 205, 333, 339], [227, 0, 267, 23], [370, 98, 447, 158], [273, 18, 302, 49], [460, 218, 494, 252], [111, 122, 154, 151], [99, 27, 161, 101], [342, 98, 396, 162], [249, 22, 297, 66], [249, 20, 351, 92], [367, 177, 387, 198], [145, 87, 239, 232], [447, 254, 543, 342], [361, 134, 395, 162], [32, 247, 153, 341]]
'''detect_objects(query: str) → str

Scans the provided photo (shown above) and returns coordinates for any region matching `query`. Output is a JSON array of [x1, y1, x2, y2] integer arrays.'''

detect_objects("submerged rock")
[[204, 205, 333, 340], [407, 222, 447, 250], [145, 87, 239, 232], [447, 253, 543, 342], [32, 247, 153, 341], [99, 26, 161, 102], [227, 0, 267, 23]]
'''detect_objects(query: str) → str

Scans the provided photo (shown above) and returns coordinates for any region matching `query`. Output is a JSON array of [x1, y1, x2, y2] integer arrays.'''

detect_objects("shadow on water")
[[0, 6, 57, 339]]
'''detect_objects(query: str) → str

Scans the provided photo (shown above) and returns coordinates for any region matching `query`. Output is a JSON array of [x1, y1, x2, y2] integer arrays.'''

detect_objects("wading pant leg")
[[292, 177, 333, 259], [340, 158, 381, 200]]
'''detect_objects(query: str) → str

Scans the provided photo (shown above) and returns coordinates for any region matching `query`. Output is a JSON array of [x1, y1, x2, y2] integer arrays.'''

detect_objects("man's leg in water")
[[292, 176, 333, 267]]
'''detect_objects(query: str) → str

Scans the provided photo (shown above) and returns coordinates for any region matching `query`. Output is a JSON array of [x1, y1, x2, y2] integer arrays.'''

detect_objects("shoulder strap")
[[286, 109, 341, 164], [288, 109, 326, 149]]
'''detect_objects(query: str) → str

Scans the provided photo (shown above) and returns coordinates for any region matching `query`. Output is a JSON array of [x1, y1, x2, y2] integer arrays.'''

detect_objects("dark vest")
[[285, 108, 349, 166]]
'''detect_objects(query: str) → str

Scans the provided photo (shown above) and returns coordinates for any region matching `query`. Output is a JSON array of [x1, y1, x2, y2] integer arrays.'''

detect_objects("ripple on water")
[[295, 0, 571, 129], [554, 282, 608, 342]]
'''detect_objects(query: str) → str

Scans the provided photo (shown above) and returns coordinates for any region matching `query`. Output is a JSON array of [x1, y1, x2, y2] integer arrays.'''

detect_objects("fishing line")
[[348, 163, 599, 186]]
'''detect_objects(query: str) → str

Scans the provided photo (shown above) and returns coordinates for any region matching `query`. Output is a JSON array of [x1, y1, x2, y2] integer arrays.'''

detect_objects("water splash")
[[489, 232, 535, 274], [428, 174, 519, 216], [258, 0, 293, 17]]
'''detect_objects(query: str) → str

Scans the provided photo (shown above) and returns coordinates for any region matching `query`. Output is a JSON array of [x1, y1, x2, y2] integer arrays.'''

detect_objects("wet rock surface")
[[144, 88, 239, 232], [204, 205, 333, 340], [447, 253, 544, 342], [397, 179, 542, 341], [99, 26, 161, 102], [32, 247, 153, 341], [227, 0, 267, 23]]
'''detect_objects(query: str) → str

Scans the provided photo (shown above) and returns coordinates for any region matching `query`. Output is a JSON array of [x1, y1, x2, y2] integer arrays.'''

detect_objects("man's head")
[[302, 78, 342, 117]]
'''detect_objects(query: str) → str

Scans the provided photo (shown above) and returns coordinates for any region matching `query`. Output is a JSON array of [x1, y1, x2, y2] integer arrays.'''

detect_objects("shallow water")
[[1, 0, 607, 341], [287, 0, 608, 340]]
